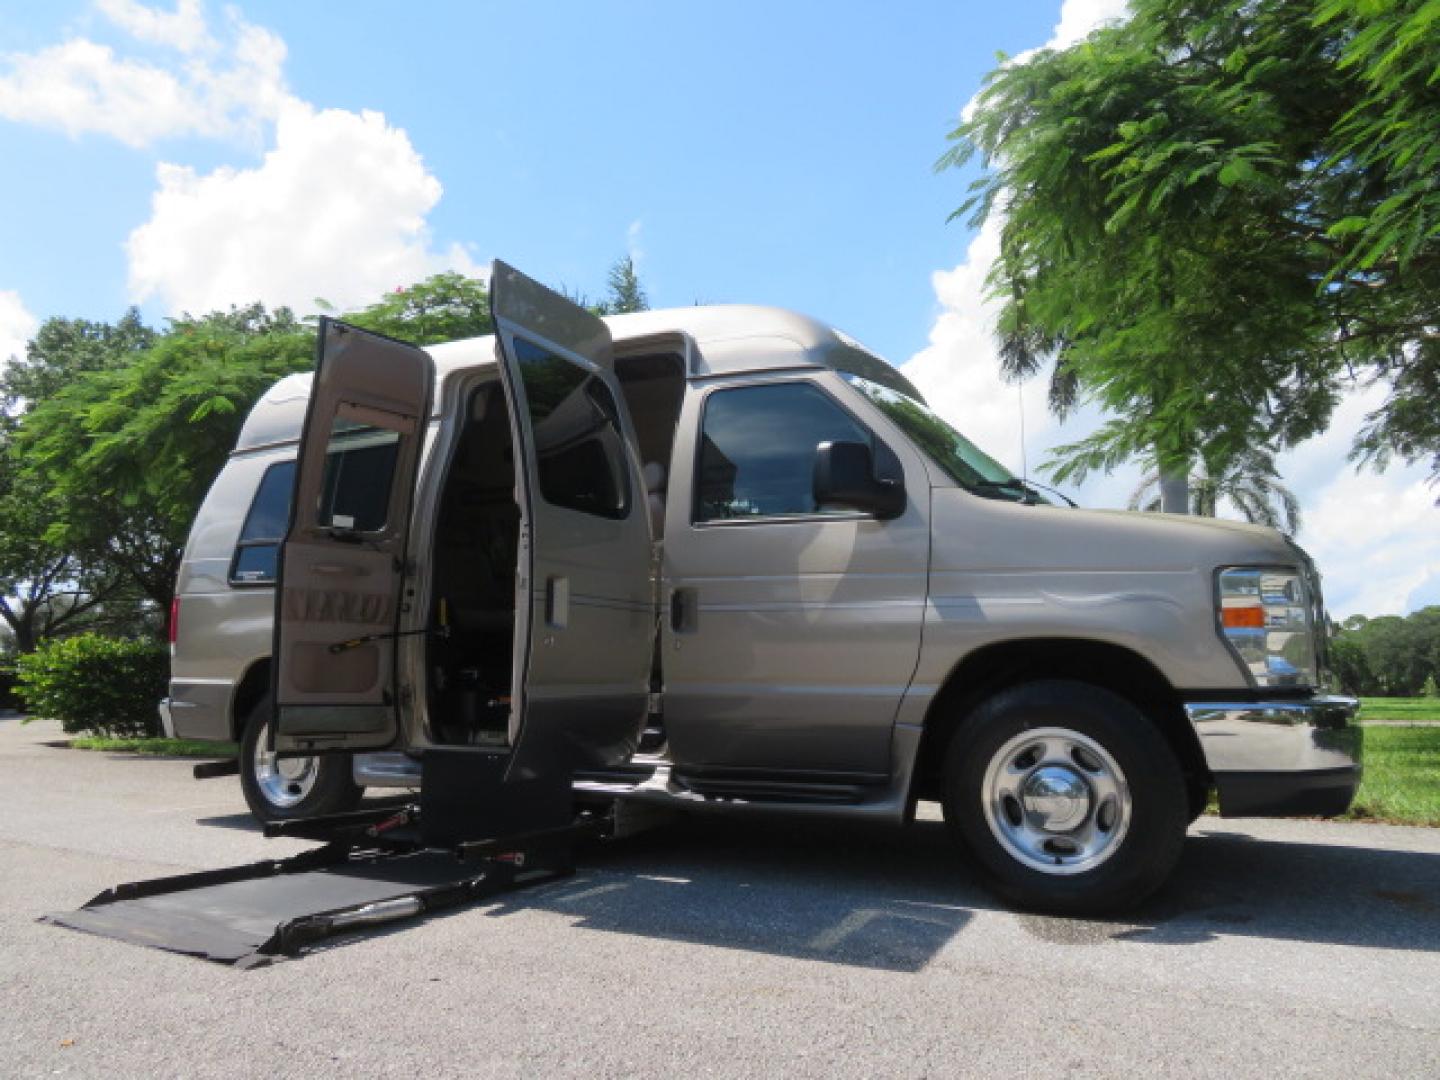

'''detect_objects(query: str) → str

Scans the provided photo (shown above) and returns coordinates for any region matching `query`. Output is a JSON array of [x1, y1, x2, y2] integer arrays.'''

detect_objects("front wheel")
[[942, 680, 1187, 915], [239, 700, 363, 823]]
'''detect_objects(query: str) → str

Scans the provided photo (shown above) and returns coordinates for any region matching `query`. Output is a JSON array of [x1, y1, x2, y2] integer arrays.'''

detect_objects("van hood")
[[929, 489, 1298, 574]]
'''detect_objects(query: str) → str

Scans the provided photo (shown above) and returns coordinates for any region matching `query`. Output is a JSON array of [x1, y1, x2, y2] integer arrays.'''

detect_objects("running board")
[[573, 762, 874, 807]]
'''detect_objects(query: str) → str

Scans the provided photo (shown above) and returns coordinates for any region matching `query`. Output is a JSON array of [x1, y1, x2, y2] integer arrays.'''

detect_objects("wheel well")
[[231, 658, 272, 741], [910, 639, 1208, 804]]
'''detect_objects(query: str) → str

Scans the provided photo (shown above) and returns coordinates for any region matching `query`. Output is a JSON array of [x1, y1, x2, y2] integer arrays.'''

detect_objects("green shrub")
[[12, 634, 167, 737]]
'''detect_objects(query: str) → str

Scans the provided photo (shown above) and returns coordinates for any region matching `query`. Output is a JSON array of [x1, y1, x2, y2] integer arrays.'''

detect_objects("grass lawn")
[[1342, 724, 1440, 827], [69, 736, 238, 758], [1358, 697, 1440, 723]]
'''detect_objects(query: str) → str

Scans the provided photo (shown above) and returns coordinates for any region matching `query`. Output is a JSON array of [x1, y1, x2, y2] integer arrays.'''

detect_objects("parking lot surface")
[[2, 713, 1438, 1078]]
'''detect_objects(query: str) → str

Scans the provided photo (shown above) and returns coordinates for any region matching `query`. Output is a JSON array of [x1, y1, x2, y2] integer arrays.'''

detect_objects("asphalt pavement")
[[2, 712, 1438, 1078]]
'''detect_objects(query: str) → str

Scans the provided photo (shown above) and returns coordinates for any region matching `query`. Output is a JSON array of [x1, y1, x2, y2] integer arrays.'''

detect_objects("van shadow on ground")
[[487, 814, 1440, 970], [197, 807, 1440, 971]]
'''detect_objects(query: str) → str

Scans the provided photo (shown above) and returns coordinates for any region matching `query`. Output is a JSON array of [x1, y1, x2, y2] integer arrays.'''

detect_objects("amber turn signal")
[[1221, 606, 1265, 629]]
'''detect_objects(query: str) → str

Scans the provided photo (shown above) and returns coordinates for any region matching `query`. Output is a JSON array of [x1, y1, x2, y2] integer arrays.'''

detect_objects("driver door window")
[[695, 382, 876, 522]]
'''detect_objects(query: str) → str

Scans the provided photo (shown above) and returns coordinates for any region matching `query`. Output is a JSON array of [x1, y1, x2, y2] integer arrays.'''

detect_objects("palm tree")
[[1127, 447, 1301, 534]]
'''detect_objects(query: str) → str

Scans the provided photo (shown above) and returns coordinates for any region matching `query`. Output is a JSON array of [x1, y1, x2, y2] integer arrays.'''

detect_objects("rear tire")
[[941, 679, 1187, 915], [1185, 777, 1211, 825], [238, 699, 363, 823]]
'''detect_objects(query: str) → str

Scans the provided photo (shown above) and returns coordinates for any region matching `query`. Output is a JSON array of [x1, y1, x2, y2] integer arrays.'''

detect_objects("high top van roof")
[[234, 304, 921, 453]]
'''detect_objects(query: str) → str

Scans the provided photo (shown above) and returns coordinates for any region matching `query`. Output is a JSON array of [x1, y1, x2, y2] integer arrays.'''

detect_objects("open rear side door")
[[273, 319, 432, 753], [490, 260, 654, 778]]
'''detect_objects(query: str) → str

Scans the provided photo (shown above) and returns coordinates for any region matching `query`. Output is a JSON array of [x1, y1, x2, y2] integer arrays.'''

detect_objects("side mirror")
[[813, 440, 906, 520]]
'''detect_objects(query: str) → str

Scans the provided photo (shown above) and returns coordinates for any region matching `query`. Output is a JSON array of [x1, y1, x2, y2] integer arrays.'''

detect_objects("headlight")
[[1216, 567, 1317, 688]]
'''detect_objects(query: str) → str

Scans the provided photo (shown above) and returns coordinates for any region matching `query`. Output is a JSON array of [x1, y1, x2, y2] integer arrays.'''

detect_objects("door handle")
[[670, 587, 698, 633], [545, 576, 569, 629]]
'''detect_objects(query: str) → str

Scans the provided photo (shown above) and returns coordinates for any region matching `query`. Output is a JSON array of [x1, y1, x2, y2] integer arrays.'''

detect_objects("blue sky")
[[1, 0, 1436, 615], [0, 0, 1054, 360]]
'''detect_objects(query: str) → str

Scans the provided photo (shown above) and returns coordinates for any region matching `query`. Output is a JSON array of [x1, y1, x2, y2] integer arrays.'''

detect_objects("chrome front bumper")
[[1185, 695, 1361, 817]]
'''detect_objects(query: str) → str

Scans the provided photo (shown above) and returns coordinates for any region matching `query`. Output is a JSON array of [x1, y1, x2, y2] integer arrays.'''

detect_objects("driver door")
[[489, 260, 654, 778], [272, 319, 432, 753]]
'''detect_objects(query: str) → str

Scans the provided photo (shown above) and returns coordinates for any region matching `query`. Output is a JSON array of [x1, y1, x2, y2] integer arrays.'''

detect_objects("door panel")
[[273, 319, 432, 752], [490, 261, 654, 778], [660, 375, 930, 776]]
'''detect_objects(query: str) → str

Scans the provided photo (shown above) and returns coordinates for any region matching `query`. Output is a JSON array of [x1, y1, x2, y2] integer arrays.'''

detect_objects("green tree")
[[0, 453, 135, 653], [599, 255, 649, 315], [1127, 447, 1302, 532], [1316, 0, 1440, 481], [0, 309, 153, 423], [1, 310, 156, 648], [4, 264, 594, 626], [1328, 633, 1376, 696], [945, 0, 1440, 503], [16, 306, 312, 608], [340, 271, 492, 345], [1331, 605, 1440, 696]]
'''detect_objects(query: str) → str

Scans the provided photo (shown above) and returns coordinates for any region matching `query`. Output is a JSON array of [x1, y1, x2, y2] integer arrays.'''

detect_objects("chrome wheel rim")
[[253, 720, 319, 809], [981, 726, 1132, 875]]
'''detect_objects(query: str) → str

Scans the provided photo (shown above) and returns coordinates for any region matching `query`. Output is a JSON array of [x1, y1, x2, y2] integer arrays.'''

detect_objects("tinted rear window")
[[230, 460, 295, 584]]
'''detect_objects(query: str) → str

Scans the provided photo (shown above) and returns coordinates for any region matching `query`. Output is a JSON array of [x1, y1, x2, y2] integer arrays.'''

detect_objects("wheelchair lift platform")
[[43, 754, 595, 968]]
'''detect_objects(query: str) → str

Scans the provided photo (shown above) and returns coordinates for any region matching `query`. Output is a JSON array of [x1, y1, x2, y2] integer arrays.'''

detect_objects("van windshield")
[[841, 374, 1046, 504]]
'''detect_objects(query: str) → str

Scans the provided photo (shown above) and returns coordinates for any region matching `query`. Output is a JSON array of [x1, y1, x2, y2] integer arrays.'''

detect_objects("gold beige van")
[[163, 261, 1359, 913]]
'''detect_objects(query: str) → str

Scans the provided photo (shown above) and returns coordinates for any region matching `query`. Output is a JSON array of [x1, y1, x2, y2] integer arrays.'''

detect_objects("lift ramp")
[[43, 755, 592, 968]]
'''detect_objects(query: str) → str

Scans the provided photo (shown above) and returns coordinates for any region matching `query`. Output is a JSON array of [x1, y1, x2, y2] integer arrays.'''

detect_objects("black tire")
[[941, 679, 1187, 916], [1185, 777, 1212, 826], [238, 699, 363, 823]]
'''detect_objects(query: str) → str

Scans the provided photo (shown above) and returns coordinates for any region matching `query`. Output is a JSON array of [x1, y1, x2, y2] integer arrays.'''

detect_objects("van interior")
[[423, 350, 687, 748], [426, 381, 520, 746]]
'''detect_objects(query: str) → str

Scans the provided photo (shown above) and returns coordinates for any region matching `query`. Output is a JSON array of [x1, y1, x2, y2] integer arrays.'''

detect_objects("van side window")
[[316, 421, 401, 532], [230, 460, 296, 584], [513, 335, 631, 519], [695, 382, 876, 521]]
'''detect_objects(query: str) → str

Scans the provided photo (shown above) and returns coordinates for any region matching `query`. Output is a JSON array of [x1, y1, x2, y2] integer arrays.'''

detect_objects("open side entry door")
[[273, 319, 432, 753], [489, 260, 654, 780]]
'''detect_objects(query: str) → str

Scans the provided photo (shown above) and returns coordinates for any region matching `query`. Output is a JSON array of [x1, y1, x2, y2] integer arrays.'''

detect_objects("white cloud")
[[127, 101, 481, 315], [0, 290, 39, 367], [1277, 387, 1438, 617], [95, 0, 211, 54], [904, 215, 1058, 474], [908, 0, 1436, 617], [0, 40, 194, 148], [1048, 0, 1129, 48], [0, 3, 479, 316], [0, 3, 286, 147], [906, 0, 1132, 486]]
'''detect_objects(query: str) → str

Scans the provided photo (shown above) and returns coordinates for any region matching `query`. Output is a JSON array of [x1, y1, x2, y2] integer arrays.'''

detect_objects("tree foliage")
[[1330, 605, 1440, 696], [945, 0, 1440, 492], [599, 255, 650, 315], [0, 309, 154, 422], [1127, 447, 1302, 532], [16, 305, 313, 607], [11, 632, 168, 736], [0, 262, 634, 649], [340, 271, 493, 345], [0, 460, 136, 653], [0, 311, 156, 648]]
